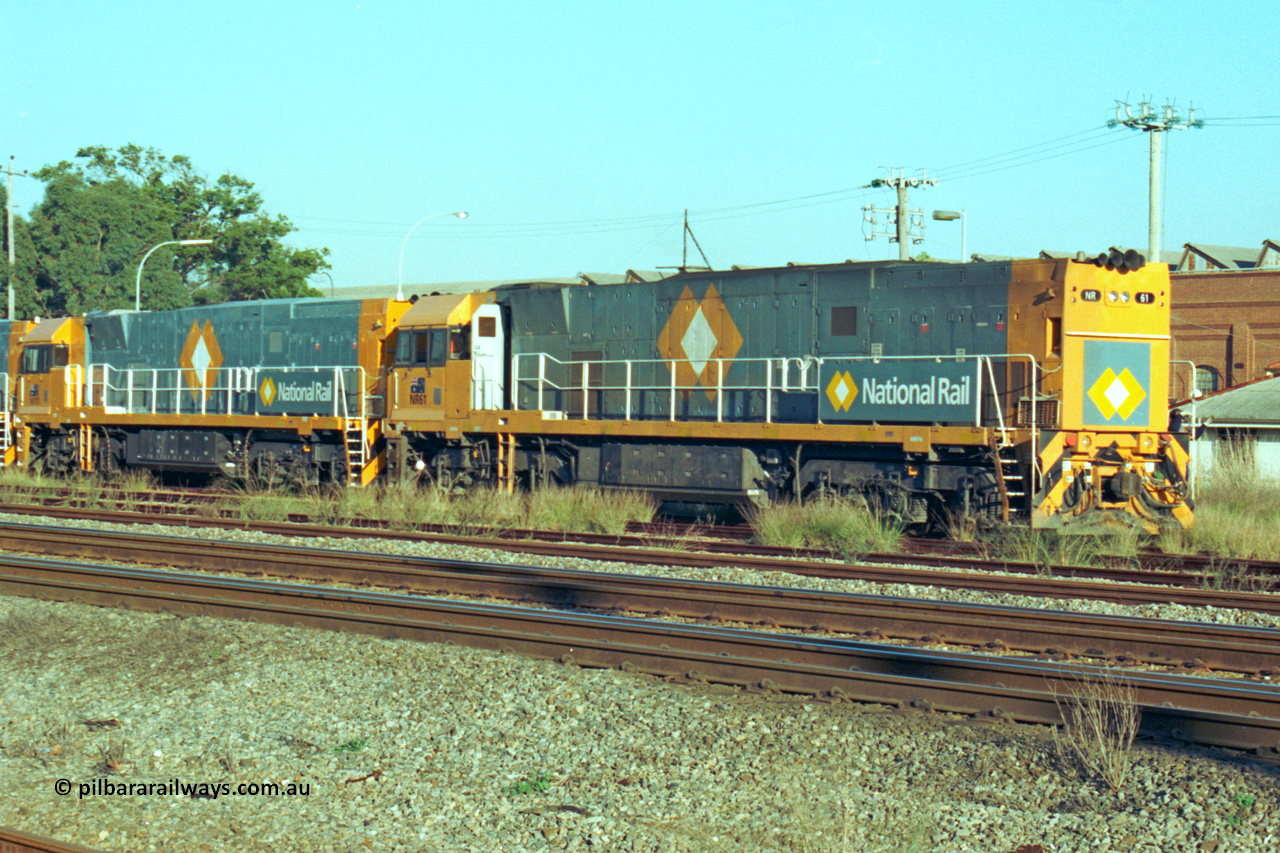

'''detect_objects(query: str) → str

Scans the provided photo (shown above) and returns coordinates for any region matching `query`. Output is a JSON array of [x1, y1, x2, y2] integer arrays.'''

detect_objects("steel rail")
[[5, 495, 1280, 587], [1, 554, 1279, 753], [4, 497, 1280, 590], [5, 489, 1280, 584], [0, 827, 103, 853], [0, 522, 1277, 676], [0, 506, 1274, 614]]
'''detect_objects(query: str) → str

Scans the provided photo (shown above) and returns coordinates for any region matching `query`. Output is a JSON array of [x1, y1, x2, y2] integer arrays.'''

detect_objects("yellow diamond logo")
[[825, 371, 858, 412], [259, 377, 277, 407], [1087, 367, 1146, 420], [179, 319, 223, 400], [656, 283, 744, 400]]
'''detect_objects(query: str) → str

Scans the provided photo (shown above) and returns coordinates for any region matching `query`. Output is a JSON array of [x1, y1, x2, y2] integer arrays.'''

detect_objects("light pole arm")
[[397, 212, 467, 301], [135, 239, 213, 311]]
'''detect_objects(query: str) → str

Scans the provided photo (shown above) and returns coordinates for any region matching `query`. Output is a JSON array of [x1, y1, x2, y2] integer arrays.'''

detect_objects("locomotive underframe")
[[386, 429, 1018, 526], [24, 422, 356, 487]]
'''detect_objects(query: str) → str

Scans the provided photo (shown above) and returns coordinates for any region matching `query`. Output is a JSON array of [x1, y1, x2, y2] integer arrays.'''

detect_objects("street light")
[[313, 270, 335, 298], [397, 211, 468, 301], [136, 239, 214, 311], [931, 210, 967, 262]]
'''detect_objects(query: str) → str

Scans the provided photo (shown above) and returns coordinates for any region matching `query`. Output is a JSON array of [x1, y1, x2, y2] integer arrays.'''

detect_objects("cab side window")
[[21, 345, 51, 374], [394, 330, 448, 368]]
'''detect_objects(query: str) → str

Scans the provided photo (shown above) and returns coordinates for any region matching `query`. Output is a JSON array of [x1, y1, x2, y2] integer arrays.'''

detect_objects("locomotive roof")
[[661, 259, 971, 281]]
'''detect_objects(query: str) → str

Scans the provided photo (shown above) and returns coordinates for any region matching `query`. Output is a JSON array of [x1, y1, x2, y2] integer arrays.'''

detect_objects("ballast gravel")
[[0, 513, 1277, 851]]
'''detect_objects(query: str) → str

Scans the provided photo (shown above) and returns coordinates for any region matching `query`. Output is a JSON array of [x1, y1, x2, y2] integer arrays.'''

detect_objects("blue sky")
[[4, 1, 1276, 289]]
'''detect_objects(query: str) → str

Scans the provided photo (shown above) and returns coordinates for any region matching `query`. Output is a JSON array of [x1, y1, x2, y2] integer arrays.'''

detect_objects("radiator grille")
[[1017, 398, 1059, 428]]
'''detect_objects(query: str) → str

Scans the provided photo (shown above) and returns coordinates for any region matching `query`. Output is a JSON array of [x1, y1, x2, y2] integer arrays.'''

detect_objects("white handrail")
[[511, 350, 1042, 430], [64, 364, 83, 407], [80, 363, 371, 418]]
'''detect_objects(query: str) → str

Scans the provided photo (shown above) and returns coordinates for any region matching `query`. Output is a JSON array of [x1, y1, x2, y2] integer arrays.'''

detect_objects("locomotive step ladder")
[[78, 424, 93, 472], [495, 433, 516, 494], [343, 419, 366, 487], [991, 439, 1027, 522]]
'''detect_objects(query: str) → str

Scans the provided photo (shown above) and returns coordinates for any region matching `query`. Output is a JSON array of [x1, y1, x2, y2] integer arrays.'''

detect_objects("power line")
[[933, 124, 1114, 176], [941, 132, 1137, 183], [15, 118, 1218, 252]]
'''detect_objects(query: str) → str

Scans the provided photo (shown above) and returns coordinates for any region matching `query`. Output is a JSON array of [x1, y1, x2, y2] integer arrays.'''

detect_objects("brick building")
[[1169, 241, 1280, 399]]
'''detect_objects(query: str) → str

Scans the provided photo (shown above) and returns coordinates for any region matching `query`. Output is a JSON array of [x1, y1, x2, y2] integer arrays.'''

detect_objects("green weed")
[[501, 772, 552, 797], [1226, 793, 1257, 826], [331, 738, 367, 754]]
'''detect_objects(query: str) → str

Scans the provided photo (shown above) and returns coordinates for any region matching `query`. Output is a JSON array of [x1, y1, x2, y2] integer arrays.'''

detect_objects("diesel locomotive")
[[2, 255, 1193, 531]]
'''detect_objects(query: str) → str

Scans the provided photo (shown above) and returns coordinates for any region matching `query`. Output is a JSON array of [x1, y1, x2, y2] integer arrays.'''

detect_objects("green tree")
[[21, 144, 327, 316]]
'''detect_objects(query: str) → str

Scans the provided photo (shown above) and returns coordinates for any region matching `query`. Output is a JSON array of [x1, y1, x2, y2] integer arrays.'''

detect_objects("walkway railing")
[[512, 351, 1041, 431], [82, 364, 373, 420]]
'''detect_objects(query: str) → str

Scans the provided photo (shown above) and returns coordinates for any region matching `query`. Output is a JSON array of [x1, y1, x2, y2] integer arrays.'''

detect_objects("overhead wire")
[[933, 127, 1133, 183], [18, 117, 1259, 246], [931, 124, 1117, 178], [300, 122, 1145, 241]]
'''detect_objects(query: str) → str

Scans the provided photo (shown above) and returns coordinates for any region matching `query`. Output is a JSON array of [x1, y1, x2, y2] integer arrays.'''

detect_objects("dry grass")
[[8, 444, 1278, 566], [525, 486, 654, 535], [1051, 669, 1140, 792], [748, 495, 904, 559], [227, 479, 655, 537], [0, 465, 55, 503], [988, 527, 1141, 574], [1178, 457, 1280, 560]]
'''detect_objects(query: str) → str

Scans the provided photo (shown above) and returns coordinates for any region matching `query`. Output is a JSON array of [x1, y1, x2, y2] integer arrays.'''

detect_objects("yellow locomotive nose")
[[1018, 258, 1191, 531]]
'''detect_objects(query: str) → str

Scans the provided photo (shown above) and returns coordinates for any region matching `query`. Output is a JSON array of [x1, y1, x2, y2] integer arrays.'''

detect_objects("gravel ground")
[[1, 513, 1279, 851]]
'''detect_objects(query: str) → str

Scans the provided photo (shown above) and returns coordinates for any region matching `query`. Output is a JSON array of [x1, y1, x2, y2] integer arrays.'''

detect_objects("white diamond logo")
[[1104, 376, 1129, 412], [680, 306, 718, 377], [191, 335, 211, 387], [834, 376, 850, 402]]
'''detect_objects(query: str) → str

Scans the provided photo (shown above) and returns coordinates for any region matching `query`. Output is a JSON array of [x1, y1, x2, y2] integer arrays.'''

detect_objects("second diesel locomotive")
[[5, 255, 1193, 531]]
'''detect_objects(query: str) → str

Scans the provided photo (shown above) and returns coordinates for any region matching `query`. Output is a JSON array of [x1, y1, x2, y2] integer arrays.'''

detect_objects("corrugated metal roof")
[[1258, 239, 1280, 268], [1179, 375, 1280, 425], [1179, 243, 1259, 271]]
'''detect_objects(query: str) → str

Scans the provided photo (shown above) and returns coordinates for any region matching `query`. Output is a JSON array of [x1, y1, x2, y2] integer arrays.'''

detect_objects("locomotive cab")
[[15, 318, 83, 419], [0, 320, 35, 466], [388, 292, 505, 423]]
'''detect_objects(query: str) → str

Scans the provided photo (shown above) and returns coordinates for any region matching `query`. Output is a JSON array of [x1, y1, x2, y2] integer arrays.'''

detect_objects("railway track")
[[0, 507, 1273, 614], [2, 552, 1278, 754], [1, 490, 1277, 588], [1, 522, 1276, 676], [2, 481, 1280, 581]]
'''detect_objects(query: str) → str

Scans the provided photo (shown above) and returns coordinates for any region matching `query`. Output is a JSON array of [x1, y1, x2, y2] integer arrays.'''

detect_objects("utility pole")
[[863, 168, 936, 260], [1109, 98, 1203, 265], [658, 210, 712, 274], [4, 156, 20, 321]]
